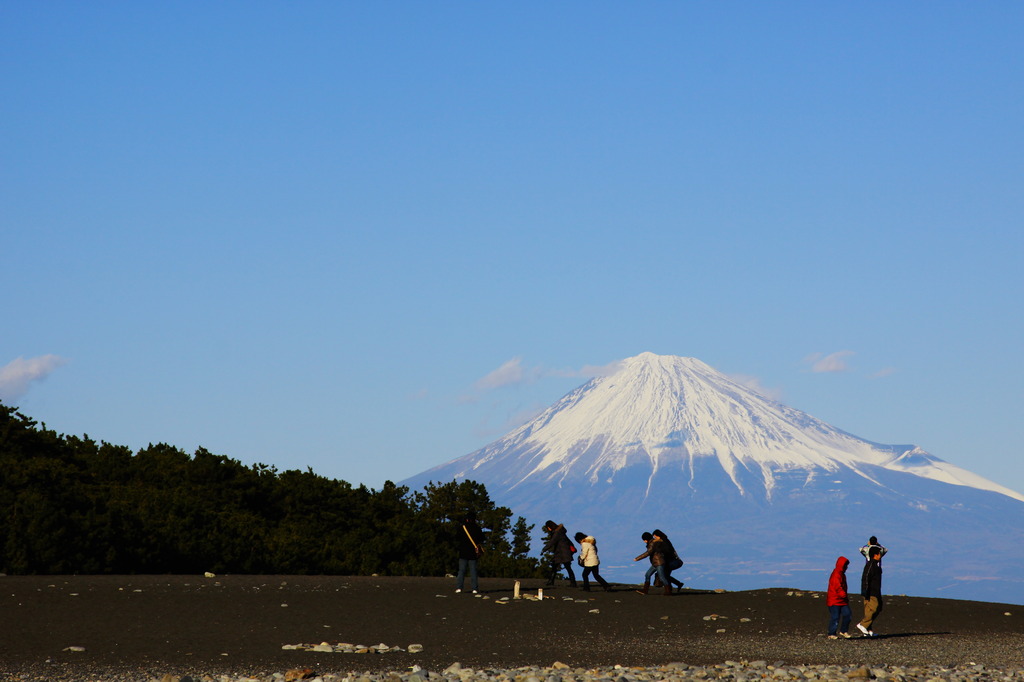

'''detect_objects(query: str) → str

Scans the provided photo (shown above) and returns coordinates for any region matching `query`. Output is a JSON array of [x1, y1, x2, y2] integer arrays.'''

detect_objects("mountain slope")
[[404, 353, 1024, 604]]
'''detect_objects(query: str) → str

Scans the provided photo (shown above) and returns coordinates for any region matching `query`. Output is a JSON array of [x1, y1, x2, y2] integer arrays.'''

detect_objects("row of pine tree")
[[0, 402, 544, 578]]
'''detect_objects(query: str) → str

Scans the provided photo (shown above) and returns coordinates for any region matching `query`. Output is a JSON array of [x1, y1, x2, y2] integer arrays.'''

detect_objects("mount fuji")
[[404, 353, 1024, 604]]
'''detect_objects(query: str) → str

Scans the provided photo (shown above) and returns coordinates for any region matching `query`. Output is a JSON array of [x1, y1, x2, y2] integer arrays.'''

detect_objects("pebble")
[[280, 641, 420, 654], [126, 660, 1024, 682]]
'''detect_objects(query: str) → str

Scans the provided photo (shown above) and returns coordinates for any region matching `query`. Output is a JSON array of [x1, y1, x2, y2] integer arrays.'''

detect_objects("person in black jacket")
[[455, 511, 485, 594], [543, 520, 577, 587], [653, 529, 686, 593], [857, 546, 883, 636]]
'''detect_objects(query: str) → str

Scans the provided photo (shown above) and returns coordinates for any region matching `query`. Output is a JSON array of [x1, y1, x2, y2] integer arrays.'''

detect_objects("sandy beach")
[[1, 575, 1021, 680]]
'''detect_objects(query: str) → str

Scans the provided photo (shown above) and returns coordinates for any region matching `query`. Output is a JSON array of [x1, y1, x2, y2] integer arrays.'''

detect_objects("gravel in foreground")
[[6, 660, 1024, 682]]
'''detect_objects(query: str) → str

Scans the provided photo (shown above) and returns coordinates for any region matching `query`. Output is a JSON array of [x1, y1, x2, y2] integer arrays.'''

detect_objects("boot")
[[663, 584, 673, 596], [635, 583, 649, 595]]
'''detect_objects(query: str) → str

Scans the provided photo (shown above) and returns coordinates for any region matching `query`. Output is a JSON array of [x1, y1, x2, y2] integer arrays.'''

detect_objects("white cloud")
[[804, 350, 855, 373], [0, 355, 69, 402], [554, 360, 625, 380], [871, 367, 897, 379], [473, 403, 548, 439], [729, 374, 784, 401], [474, 356, 528, 391], [473, 357, 625, 394]]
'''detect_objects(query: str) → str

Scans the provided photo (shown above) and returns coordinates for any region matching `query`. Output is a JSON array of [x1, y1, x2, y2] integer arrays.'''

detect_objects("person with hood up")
[[857, 546, 884, 637], [543, 520, 577, 588], [826, 556, 853, 639], [574, 532, 612, 592]]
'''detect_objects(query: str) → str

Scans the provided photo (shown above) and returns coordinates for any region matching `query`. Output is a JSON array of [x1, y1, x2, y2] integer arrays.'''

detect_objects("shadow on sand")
[[854, 632, 951, 640]]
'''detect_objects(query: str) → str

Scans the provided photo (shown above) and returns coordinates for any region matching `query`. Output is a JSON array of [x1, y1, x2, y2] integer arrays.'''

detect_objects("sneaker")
[[455, 589, 462, 593], [856, 623, 870, 636], [472, 590, 478, 594], [828, 635, 838, 640], [839, 632, 852, 639]]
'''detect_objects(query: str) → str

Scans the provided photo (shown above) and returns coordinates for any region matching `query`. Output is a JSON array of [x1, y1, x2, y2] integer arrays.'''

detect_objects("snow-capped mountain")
[[404, 353, 1024, 604]]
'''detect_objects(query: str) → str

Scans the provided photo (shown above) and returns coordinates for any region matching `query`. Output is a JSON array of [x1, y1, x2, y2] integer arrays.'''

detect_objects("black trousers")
[[548, 561, 576, 585], [582, 565, 610, 590]]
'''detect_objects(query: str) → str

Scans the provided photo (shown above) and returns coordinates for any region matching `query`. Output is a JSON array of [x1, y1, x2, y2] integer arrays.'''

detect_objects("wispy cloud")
[[474, 356, 530, 391], [0, 355, 69, 402], [871, 367, 897, 379], [472, 403, 548, 439], [804, 350, 855, 373], [729, 374, 784, 401], [472, 357, 625, 396], [549, 360, 625, 380]]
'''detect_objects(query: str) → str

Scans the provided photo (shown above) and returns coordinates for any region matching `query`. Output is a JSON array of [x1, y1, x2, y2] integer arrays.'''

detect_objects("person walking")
[[826, 556, 853, 639], [543, 520, 577, 587], [857, 546, 884, 636], [455, 511, 485, 594], [652, 529, 685, 593], [634, 531, 671, 595], [574, 532, 612, 592]]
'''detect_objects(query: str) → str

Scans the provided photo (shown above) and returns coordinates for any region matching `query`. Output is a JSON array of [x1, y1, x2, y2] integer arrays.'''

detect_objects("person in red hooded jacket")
[[826, 556, 852, 639]]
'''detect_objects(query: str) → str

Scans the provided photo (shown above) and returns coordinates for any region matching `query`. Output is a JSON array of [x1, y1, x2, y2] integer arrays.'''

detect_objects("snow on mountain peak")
[[443, 353, 1024, 504], [404, 353, 1024, 604]]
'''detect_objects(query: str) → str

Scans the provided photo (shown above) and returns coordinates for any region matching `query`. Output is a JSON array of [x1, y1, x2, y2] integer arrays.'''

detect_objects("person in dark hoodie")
[[857, 546, 884, 636], [826, 556, 852, 639], [455, 511, 485, 594], [543, 520, 577, 587]]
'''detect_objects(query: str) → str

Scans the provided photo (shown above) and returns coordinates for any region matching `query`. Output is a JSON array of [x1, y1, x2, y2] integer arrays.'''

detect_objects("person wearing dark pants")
[[543, 520, 577, 587], [574, 532, 612, 592], [455, 511, 484, 594]]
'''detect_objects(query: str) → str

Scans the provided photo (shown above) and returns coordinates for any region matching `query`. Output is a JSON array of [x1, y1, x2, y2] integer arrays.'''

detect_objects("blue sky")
[[3, 3, 1022, 496]]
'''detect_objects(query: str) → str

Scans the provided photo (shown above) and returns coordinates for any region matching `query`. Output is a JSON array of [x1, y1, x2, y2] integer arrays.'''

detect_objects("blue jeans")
[[828, 604, 852, 635], [644, 564, 670, 586], [456, 558, 478, 591]]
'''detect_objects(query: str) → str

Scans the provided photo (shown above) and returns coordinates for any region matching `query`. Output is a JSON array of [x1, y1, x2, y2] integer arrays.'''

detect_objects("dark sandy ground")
[[1, 575, 1021, 679]]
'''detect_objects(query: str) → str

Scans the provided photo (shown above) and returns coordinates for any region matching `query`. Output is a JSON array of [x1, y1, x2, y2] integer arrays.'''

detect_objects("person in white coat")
[[574, 532, 612, 592]]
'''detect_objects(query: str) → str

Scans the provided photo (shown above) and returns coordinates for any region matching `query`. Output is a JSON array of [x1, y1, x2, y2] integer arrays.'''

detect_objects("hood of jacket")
[[835, 556, 849, 571]]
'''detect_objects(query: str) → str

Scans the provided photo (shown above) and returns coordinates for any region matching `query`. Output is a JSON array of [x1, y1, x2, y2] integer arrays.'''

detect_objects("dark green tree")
[[0, 400, 544, 578]]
